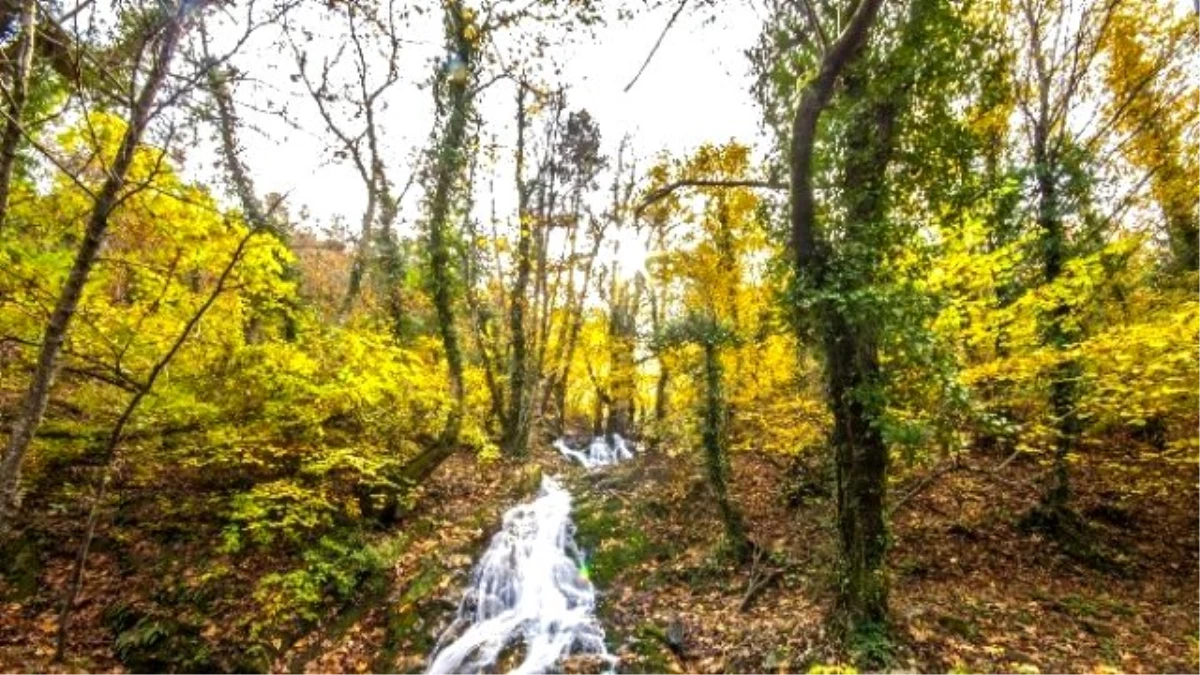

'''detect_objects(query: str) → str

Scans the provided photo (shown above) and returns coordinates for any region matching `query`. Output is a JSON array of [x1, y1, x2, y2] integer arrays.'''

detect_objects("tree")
[[782, 0, 890, 631], [398, 0, 478, 482], [1004, 0, 1180, 526], [1101, 0, 1198, 271], [503, 82, 534, 455], [284, 0, 411, 324], [657, 312, 750, 559], [0, 0, 203, 533]]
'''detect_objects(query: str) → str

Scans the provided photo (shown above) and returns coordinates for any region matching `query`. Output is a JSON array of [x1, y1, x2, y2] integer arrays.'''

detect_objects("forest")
[[0, 0, 1196, 673]]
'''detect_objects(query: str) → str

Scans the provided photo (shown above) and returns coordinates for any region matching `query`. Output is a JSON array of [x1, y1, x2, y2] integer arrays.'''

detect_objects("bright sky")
[[195, 1, 768, 240]]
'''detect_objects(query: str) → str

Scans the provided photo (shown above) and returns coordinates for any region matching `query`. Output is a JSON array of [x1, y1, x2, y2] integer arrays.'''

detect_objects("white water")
[[553, 434, 634, 469], [425, 476, 616, 674]]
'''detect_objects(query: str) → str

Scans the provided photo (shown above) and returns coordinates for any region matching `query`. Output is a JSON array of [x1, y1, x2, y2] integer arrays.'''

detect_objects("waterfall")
[[425, 476, 614, 674], [553, 434, 634, 469]]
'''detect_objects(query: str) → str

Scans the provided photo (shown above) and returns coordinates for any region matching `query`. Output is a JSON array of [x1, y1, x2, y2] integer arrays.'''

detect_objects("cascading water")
[[426, 437, 632, 674], [553, 434, 634, 469]]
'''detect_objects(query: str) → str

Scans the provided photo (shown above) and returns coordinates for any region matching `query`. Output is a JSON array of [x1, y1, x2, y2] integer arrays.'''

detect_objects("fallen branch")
[[739, 544, 782, 612], [739, 568, 782, 612], [890, 448, 1035, 517]]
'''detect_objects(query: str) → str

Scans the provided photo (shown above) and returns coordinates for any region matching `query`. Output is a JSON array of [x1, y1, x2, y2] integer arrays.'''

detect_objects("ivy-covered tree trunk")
[[0, 1, 193, 534], [423, 1, 474, 451], [1033, 121, 1080, 515], [376, 212, 408, 340], [504, 85, 533, 456], [787, 0, 887, 631], [825, 67, 900, 629], [701, 340, 748, 559]]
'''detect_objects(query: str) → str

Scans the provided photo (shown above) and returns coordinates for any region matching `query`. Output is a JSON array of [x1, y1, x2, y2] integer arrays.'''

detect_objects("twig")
[[623, 0, 690, 92], [740, 546, 782, 612]]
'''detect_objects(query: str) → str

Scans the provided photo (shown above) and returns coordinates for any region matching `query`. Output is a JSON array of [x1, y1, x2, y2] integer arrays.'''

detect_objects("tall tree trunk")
[[649, 284, 670, 450], [424, 1, 473, 449], [0, 1, 193, 533], [605, 279, 640, 443], [1033, 122, 1080, 513], [504, 84, 533, 456], [0, 0, 35, 232], [460, 158, 505, 432], [552, 225, 603, 435], [827, 68, 901, 627], [787, 0, 887, 630]]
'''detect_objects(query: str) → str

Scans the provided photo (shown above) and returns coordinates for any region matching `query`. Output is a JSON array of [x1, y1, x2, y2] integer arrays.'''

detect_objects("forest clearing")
[[0, 0, 1197, 673]]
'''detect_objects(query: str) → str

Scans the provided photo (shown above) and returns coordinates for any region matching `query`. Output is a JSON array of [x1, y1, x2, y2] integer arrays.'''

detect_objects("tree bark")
[[828, 66, 900, 627], [0, 1, 194, 534], [0, 0, 36, 232]]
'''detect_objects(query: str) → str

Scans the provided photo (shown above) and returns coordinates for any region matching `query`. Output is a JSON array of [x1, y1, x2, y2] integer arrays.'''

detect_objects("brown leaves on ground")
[[3, 443, 1195, 674], [564, 445, 1196, 674]]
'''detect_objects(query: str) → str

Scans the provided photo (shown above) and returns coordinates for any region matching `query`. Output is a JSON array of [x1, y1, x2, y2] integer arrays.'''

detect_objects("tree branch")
[[635, 178, 787, 219], [624, 0, 690, 92]]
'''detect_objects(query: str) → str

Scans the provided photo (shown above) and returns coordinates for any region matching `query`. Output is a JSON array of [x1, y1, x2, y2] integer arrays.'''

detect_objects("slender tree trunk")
[[0, 0, 35, 232], [210, 70, 266, 227], [341, 193, 378, 318], [553, 226, 603, 434], [460, 158, 505, 431], [605, 279, 639, 443], [0, 1, 193, 533], [539, 200, 577, 428], [504, 85, 533, 456], [649, 285, 670, 450]]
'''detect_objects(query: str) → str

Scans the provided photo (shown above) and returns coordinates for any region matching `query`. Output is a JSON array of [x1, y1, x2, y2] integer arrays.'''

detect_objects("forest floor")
[[283, 432, 1200, 667], [1, 439, 1196, 674]]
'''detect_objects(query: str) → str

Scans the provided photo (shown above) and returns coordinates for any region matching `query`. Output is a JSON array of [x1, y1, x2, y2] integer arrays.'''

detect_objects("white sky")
[[194, 1, 769, 238]]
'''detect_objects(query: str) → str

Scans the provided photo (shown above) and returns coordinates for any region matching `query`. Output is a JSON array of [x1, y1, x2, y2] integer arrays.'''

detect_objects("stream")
[[424, 435, 634, 674]]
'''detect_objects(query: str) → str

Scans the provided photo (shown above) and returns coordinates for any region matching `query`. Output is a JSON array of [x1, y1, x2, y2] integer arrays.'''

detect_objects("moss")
[[573, 496, 655, 588], [846, 619, 894, 670], [0, 532, 42, 601], [1057, 593, 1134, 620], [619, 624, 674, 673]]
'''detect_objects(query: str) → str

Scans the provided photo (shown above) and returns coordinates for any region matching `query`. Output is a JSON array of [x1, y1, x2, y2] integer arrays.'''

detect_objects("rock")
[[665, 617, 686, 654]]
